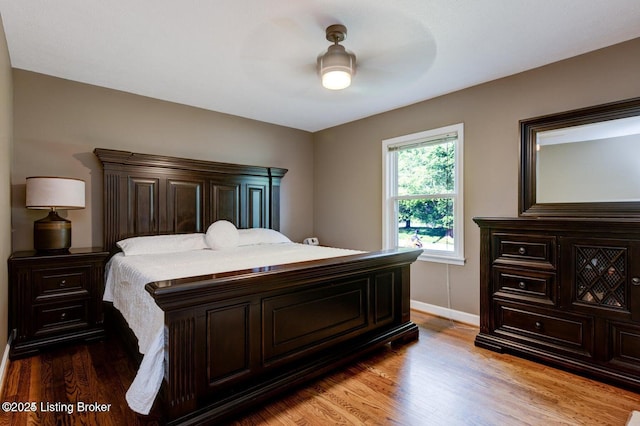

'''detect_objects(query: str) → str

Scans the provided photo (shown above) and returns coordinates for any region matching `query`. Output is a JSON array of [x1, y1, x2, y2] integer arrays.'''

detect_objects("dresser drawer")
[[32, 266, 91, 302], [494, 302, 592, 357], [493, 233, 556, 268], [33, 301, 89, 337], [493, 267, 555, 304]]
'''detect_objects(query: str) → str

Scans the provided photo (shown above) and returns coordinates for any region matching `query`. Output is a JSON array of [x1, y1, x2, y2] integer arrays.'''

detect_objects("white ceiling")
[[1, 1, 639, 132]]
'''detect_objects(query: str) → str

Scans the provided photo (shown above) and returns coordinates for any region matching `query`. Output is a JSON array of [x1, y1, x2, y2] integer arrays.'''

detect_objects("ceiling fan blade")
[[358, 38, 435, 75]]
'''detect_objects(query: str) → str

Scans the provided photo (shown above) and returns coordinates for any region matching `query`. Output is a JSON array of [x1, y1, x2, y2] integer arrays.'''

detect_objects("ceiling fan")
[[240, 14, 435, 96], [317, 24, 356, 90]]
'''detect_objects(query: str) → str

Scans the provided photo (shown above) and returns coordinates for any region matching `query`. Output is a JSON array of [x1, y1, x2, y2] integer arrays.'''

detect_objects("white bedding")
[[104, 242, 363, 415]]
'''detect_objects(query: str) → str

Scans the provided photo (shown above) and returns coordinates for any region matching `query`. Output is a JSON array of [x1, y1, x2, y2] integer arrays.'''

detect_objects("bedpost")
[[163, 312, 198, 419], [268, 167, 287, 231]]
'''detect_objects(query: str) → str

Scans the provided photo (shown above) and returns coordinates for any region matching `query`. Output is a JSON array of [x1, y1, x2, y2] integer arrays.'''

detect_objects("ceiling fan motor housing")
[[325, 24, 347, 43]]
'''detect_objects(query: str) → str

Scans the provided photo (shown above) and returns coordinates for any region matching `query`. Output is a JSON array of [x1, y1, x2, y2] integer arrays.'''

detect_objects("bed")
[[95, 148, 422, 425]]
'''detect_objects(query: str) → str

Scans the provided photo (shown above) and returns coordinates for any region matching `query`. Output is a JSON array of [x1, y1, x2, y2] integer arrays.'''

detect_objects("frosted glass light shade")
[[318, 44, 355, 90], [26, 177, 85, 210], [322, 70, 352, 90]]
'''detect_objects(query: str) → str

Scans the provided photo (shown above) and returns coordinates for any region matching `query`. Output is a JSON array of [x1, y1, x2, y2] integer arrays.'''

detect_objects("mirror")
[[520, 97, 640, 217]]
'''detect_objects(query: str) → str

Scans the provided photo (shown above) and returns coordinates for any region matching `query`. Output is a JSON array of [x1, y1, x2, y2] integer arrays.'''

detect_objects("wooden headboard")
[[94, 148, 288, 252]]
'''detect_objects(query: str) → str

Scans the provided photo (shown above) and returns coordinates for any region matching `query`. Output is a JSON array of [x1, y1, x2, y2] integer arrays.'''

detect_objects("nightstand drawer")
[[494, 302, 593, 357], [493, 233, 556, 268], [33, 266, 91, 301], [33, 301, 89, 337]]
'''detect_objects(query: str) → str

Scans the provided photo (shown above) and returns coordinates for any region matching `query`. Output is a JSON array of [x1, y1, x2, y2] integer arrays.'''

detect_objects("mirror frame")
[[520, 96, 640, 217]]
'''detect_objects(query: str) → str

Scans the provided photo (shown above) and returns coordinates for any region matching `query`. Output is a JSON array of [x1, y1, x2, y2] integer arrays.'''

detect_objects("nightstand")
[[8, 247, 109, 359]]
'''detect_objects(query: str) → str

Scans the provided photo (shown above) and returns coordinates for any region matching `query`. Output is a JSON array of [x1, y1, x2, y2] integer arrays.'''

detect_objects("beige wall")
[[313, 37, 640, 316], [0, 16, 13, 349], [11, 71, 315, 251]]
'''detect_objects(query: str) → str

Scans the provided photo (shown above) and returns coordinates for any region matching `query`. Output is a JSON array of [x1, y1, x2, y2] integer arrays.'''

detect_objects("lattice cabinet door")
[[560, 237, 640, 318], [575, 245, 627, 309]]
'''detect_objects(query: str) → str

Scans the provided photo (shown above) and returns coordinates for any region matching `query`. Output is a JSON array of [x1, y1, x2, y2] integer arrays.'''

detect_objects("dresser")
[[8, 247, 109, 358], [474, 217, 640, 390]]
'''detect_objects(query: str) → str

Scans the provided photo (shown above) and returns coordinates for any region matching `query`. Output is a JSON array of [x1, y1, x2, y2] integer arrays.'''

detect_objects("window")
[[382, 123, 464, 265]]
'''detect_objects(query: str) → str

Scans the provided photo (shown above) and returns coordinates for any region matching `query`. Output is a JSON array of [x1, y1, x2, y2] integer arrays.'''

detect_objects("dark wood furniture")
[[95, 148, 421, 425], [8, 247, 109, 359], [94, 148, 288, 250], [474, 217, 640, 390], [475, 97, 640, 392]]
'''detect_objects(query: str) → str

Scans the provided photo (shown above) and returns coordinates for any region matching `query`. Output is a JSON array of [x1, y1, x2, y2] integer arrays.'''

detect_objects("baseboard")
[[0, 336, 11, 396], [410, 300, 480, 327]]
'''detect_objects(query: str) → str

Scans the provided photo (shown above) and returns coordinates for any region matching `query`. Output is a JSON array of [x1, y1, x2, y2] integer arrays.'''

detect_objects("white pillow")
[[116, 233, 207, 256], [238, 228, 292, 246], [206, 220, 240, 249]]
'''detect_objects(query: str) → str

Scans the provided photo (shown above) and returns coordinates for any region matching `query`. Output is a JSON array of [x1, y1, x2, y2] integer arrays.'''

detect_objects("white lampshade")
[[26, 177, 85, 210]]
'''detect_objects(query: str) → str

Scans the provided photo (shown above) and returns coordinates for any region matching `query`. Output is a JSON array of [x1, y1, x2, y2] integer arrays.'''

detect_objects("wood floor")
[[2, 311, 640, 425]]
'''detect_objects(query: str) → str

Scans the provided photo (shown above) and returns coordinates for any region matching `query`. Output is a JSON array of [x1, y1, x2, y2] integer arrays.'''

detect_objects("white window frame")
[[382, 123, 465, 265]]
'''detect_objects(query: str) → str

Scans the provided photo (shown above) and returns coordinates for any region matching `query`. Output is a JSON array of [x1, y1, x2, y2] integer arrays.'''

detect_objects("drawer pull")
[[632, 277, 640, 286], [518, 281, 527, 290], [59, 279, 66, 287], [60, 312, 67, 321], [518, 247, 526, 255], [534, 321, 543, 330]]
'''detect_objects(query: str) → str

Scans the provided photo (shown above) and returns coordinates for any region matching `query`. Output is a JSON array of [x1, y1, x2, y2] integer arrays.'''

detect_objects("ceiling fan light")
[[322, 70, 352, 90], [318, 44, 355, 90]]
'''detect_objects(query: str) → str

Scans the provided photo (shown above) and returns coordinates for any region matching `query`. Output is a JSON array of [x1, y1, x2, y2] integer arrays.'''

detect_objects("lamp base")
[[34, 210, 71, 253]]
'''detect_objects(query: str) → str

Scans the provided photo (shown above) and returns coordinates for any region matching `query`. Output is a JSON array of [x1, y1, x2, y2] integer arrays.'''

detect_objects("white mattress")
[[104, 242, 362, 414]]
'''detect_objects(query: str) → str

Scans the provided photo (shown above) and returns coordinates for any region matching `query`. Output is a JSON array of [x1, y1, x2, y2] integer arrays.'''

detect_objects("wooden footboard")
[[142, 248, 421, 425]]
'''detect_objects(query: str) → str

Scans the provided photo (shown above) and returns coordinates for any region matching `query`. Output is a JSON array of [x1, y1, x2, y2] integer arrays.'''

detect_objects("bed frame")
[[94, 148, 421, 425]]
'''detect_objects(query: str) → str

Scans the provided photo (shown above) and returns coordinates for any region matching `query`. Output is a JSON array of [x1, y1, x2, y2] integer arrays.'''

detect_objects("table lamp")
[[26, 177, 85, 252]]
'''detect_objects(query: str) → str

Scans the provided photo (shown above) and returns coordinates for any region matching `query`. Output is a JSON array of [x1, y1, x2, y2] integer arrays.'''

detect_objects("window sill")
[[417, 253, 466, 266]]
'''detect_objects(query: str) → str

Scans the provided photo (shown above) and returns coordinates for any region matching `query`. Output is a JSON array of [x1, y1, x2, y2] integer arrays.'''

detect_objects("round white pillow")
[[205, 220, 239, 249]]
